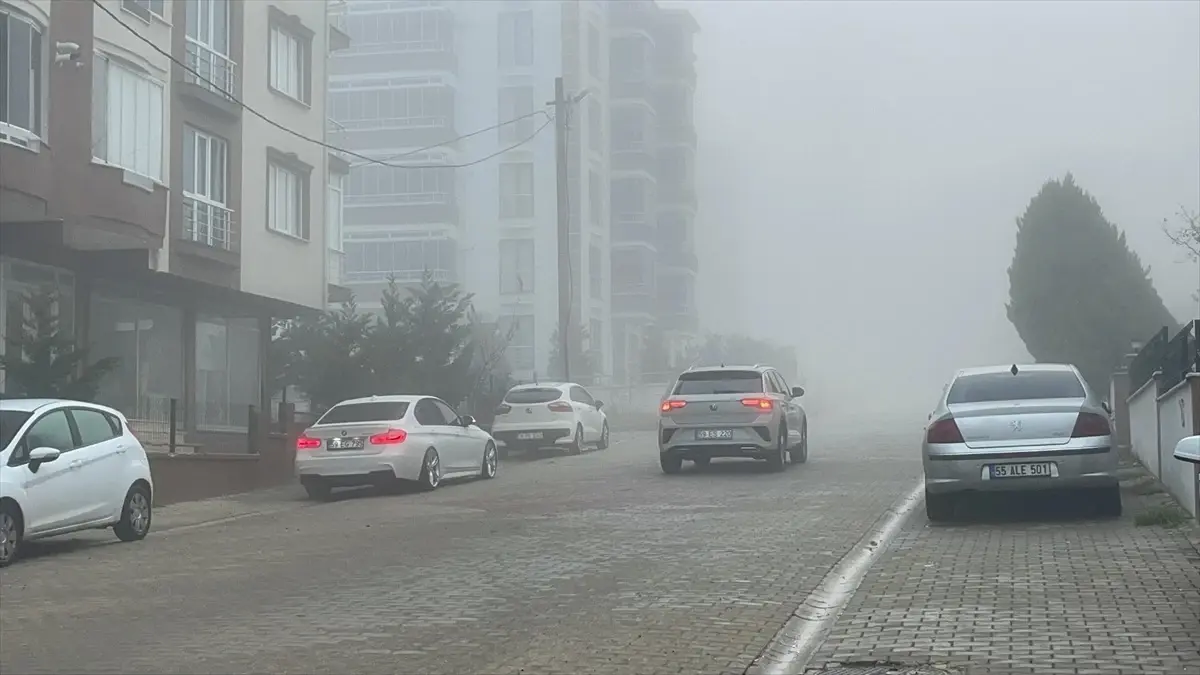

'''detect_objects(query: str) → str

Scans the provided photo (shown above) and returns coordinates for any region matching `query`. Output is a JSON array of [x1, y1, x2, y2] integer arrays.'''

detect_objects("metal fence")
[[1129, 321, 1199, 394]]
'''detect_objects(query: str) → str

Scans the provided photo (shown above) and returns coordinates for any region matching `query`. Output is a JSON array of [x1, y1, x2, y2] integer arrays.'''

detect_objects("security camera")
[[54, 41, 82, 66]]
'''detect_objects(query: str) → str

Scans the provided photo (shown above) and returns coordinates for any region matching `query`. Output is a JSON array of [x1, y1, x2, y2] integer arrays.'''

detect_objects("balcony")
[[182, 195, 235, 251], [0, 126, 54, 224], [658, 120, 697, 147], [612, 288, 656, 316], [612, 213, 657, 249], [328, 0, 351, 51], [611, 77, 654, 103], [612, 141, 658, 176], [180, 40, 239, 117], [345, 197, 459, 228], [659, 308, 699, 333], [657, 183, 697, 212], [659, 248, 698, 273], [656, 57, 697, 88]]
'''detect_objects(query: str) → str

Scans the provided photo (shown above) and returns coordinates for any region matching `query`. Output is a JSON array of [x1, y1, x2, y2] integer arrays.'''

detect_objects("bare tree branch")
[[1162, 207, 1200, 260]]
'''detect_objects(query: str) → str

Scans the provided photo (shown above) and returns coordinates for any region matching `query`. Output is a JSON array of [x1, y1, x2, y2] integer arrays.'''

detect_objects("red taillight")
[[369, 428, 408, 445], [495, 404, 512, 415], [296, 434, 321, 450], [741, 398, 773, 410], [926, 417, 964, 444], [660, 399, 687, 413], [1071, 412, 1110, 438], [548, 401, 573, 413]]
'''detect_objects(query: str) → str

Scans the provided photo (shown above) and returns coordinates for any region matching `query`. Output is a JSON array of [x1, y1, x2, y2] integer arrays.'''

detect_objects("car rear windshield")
[[947, 371, 1085, 404], [316, 402, 409, 425], [505, 388, 563, 404], [0, 411, 31, 449], [673, 370, 764, 395]]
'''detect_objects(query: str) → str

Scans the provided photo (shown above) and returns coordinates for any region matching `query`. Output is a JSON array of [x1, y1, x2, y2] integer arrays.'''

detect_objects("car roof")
[[509, 382, 570, 390], [683, 364, 770, 374], [954, 363, 1078, 377], [332, 395, 423, 406], [0, 398, 63, 413]]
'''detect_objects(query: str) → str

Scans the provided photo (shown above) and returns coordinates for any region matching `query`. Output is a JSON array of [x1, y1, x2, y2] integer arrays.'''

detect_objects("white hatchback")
[[490, 382, 610, 456], [0, 398, 155, 567]]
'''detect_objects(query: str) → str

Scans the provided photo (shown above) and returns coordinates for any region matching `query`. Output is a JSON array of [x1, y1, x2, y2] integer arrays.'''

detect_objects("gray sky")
[[688, 0, 1200, 415]]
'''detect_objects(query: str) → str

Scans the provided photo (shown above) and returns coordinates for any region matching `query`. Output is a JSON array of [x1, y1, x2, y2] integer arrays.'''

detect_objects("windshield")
[[0, 410, 31, 449], [947, 371, 1086, 404], [505, 388, 563, 404], [673, 370, 764, 395], [315, 402, 409, 425]]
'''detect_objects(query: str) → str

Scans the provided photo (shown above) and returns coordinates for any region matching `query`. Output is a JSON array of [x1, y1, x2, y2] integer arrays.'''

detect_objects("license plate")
[[517, 432, 544, 440], [327, 436, 365, 450], [696, 429, 734, 440], [988, 462, 1054, 479]]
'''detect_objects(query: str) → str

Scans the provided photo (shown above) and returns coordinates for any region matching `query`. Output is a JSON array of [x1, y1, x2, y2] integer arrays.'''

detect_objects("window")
[[123, 0, 165, 21], [72, 409, 120, 447], [345, 164, 452, 204], [569, 386, 595, 406], [587, 22, 601, 79], [0, 9, 43, 142], [504, 387, 560, 404], [267, 161, 307, 239], [269, 25, 308, 103], [588, 170, 603, 227], [612, 107, 648, 151], [317, 401, 409, 425], [588, 245, 602, 299], [431, 400, 460, 425], [589, 318, 603, 361], [194, 315, 260, 430], [414, 399, 451, 426], [343, 238, 458, 283], [0, 260, 75, 388], [587, 98, 603, 153], [611, 177, 648, 216], [0, 411, 31, 450], [88, 294, 184, 424], [673, 370, 764, 396], [182, 126, 231, 248], [345, 9, 452, 54], [23, 410, 75, 454], [327, 174, 345, 252], [498, 10, 533, 68], [497, 86, 535, 143], [331, 86, 452, 130], [92, 54, 164, 180], [612, 251, 648, 290], [498, 314, 535, 370], [184, 0, 233, 95], [499, 163, 534, 218], [611, 36, 648, 81], [947, 371, 1086, 404], [499, 239, 535, 294]]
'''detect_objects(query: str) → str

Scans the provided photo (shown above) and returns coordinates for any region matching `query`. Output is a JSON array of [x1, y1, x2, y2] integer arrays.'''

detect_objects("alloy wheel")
[[0, 511, 17, 564], [484, 444, 498, 478], [426, 451, 441, 488], [128, 491, 151, 536]]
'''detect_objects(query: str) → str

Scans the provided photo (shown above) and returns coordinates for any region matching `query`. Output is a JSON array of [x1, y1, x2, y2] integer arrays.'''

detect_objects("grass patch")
[[1135, 504, 1191, 528]]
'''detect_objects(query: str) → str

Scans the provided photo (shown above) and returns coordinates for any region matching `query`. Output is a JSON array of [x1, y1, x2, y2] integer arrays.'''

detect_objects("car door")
[[8, 408, 88, 534], [431, 399, 475, 472], [570, 386, 602, 440], [67, 407, 130, 522], [771, 371, 804, 447]]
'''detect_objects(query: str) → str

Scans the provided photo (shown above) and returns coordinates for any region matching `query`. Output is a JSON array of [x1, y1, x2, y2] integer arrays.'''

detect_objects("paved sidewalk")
[[806, 461, 1200, 675]]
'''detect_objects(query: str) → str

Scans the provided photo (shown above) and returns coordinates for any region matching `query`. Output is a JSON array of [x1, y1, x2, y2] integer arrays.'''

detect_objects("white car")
[[295, 395, 498, 500], [0, 398, 155, 567], [490, 382, 610, 456]]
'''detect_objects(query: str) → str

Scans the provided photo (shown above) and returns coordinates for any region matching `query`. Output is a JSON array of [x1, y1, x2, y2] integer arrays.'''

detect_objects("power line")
[[362, 110, 552, 166], [91, 0, 552, 170]]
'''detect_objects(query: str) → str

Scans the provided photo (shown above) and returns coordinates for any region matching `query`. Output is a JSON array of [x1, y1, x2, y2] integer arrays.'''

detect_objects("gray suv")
[[658, 365, 808, 474]]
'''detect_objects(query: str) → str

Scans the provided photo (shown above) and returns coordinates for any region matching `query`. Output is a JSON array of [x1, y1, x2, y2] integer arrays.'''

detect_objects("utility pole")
[[551, 77, 573, 382]]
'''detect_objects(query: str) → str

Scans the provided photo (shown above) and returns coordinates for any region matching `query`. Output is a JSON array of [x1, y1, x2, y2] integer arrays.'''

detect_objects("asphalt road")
[[0, 425, 923, 675]]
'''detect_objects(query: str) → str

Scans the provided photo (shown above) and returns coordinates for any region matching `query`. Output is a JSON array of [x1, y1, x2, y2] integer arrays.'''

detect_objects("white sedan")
[[0, 398, 155, 567], [490, 382, 610, 456], [295, 394, 498, 500]]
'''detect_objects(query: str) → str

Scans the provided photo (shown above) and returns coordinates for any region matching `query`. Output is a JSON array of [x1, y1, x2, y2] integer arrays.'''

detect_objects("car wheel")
[[419, 448, 442, 491], [795, 422, 809, 464], [567, 425, 584, 455], [925, 490, 956, 522], [692, 456, 711, 470], [303, 480, 333, 501], [0, 502, 22, 568], [660, 453, 683, 475], [481, 442, 498, 479], [598, 422, 610, 450], [113, 483, 153, 542], [1094, 485, 1122, 518], [767, 425, 787, 472]]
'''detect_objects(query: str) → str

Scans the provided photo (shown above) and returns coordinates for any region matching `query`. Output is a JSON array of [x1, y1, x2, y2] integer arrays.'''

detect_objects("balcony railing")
[[185, 39, 237, 98], [183, 195, 234, 250], [328, 0, 348, 32]]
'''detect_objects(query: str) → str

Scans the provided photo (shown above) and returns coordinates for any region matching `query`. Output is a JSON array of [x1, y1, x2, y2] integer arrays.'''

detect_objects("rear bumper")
[[659, 424, 777, 457], [296, 447, 425, 482], [923, 444, 1119, 495], [491, 427, 573, 447]]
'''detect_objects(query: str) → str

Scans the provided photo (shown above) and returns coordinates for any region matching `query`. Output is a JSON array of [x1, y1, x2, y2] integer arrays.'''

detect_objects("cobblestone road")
[[0, 427, 920, 675]]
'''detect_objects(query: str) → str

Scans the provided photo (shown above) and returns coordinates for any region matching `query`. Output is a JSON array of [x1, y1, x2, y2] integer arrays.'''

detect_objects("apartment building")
[[0, 0, 344, 442], [328, 0, 611, 383], [608, 0, 698, 385]]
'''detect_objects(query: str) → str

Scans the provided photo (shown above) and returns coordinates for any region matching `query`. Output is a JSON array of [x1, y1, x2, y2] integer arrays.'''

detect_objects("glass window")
[[0, 410, 31, 450], [195, 315, 260, 430], [92, 54, 164, 180], [269, 25, 307, 102], [673, 370, 764, 395], [431, 399, 460, 425], [73, 409, 120, 446], [89, 294, 184, 425], [268, 162, 307, 239], [570, 386, 595, 405], [947, 370, 1086, 404], [499, 163, 534, 218], [0, 9, 44, 139], [24, 410, 75, 453], [498, 86, 535, 142], [498, 11, 533, 68], [589, 245, 602, 299], [505, 387, 561, 404], [499, 239, 535, 294], [587, 22, 601, 79], [317, 401, 409, 424], [414, 398, 450, 425], [497, 315, 535, 370]]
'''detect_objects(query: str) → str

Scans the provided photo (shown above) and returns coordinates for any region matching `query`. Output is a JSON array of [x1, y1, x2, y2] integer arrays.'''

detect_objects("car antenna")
[[1010, 364, 1019, 376]]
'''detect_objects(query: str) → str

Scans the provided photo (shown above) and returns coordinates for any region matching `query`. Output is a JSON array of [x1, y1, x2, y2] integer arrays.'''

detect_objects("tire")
[[794, 422, 809, 464], [692, 456, 711, 469], [481, 442, 498, 479], [766, 425, 787, 472], [1094, 485, 1122, 518], [597, 422, 610, 450], [925, 490, 956, 522], [419, 448, 442, 491], [113, 483, 152, 542], [660, 453, 683, 475], [0, 502, 22, 568], [303, 479, 333, 501], [567, 425, 584, 455]]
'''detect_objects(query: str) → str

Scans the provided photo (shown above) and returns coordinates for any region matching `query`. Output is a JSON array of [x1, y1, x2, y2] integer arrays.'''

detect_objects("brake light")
[[369, 428, 408, 445], [660, 399, 687, 413], [296, 434, 321, 450], [548, 401, 573, 413], [741, 398, 773, 410], [926, 417, 964, 444], [495, 404, 512, 415], [1071, 412, 1110, 438]]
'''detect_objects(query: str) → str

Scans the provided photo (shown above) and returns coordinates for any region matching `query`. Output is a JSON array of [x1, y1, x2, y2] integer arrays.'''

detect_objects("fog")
[[686, 0, 1200, 423]]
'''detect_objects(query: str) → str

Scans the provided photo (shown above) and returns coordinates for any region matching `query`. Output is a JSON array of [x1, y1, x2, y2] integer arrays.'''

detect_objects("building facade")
[[608, 0, 698, 385], [329, 0, 612, 383], [0, 0, 344, 444]]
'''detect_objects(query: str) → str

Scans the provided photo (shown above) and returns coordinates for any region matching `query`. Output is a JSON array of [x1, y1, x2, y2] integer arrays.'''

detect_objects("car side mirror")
[[28, 446, 61, 471], [1174, 436, 1200, 465], [791, 387, 805, 398], [460, 415, 477, 427], [1101, 400, 1112, 415], [594, 400, 604, 409]]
